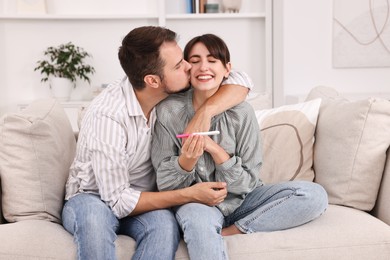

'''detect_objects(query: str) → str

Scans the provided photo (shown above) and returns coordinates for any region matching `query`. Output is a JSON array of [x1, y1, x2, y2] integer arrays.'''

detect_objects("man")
[[62, 26, 253, 260]]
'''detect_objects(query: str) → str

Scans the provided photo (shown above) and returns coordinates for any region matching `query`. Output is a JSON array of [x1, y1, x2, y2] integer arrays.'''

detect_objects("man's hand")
[[186, 182, 228, 206]]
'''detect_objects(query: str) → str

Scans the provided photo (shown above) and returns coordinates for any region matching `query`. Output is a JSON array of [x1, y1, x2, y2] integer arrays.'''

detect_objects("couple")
[[62, 26, 328, 260]]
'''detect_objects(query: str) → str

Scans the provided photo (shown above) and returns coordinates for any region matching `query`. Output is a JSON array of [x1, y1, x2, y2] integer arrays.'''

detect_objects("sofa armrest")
[[372, 148, 390, 225]]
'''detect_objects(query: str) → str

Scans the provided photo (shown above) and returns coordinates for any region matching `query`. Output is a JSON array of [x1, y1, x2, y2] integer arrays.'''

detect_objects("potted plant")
[[34, 42, 95, 101]]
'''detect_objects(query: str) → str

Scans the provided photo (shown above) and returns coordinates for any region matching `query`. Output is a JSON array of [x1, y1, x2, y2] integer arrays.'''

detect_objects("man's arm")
[[130, 182, 227, 216], [184, 71, 253, 133]]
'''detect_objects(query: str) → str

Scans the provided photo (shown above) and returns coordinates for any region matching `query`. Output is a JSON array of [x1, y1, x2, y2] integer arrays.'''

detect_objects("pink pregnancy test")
[[176, 130, 220, 138]]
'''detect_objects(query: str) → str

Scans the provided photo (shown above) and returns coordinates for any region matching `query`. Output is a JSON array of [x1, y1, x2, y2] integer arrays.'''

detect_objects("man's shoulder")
[[88, 81, 127, 119], [222, 70, 253, 90]]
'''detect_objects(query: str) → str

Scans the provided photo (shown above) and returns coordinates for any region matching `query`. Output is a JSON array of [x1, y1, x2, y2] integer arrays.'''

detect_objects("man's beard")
[[164, 84, 191, 95]]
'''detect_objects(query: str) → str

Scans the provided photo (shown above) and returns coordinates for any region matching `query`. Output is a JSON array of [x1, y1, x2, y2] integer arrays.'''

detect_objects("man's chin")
[[168, 85, 191, 95]]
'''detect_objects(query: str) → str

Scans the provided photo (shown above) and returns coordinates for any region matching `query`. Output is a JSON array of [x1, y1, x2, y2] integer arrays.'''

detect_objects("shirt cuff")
[[216, 156, 236, 171], [111, 188, 141, 219], [222, 70, 254, 91]]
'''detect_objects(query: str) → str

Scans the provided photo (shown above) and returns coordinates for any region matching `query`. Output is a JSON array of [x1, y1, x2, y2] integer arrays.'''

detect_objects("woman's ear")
[[144, 75, 161, 89], [224, 62, 232, 78]]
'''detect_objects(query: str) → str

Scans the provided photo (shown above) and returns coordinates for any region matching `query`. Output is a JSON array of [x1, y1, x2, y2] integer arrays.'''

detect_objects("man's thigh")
[[118, 209, 178, 240]]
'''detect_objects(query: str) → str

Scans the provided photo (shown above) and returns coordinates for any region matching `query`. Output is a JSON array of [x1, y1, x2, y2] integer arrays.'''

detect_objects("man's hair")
[[183, 34, 230, 67], [118, 26, 177, 90]]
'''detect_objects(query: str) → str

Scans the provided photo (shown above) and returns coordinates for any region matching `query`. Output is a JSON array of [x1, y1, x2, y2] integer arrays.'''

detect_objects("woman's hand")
[[178, 135, 205, 171], [204, 136, 230, 165]]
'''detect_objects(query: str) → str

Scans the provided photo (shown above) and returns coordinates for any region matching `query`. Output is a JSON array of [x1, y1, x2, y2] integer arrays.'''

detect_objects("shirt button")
[[199, 167, 204, 171]]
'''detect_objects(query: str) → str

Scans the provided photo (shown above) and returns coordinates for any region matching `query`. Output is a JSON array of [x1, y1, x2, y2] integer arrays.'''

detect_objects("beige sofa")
[[1, 86, 390, 259]]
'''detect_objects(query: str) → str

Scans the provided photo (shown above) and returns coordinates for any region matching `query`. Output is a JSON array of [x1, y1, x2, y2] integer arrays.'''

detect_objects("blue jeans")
[[62, 193, 180, 260], [175, 181, 328, 260]]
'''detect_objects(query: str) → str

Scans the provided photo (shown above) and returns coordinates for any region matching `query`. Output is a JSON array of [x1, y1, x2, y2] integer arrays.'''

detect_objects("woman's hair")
[[183, 34, 230, 67], [118, 26, 177, 90]]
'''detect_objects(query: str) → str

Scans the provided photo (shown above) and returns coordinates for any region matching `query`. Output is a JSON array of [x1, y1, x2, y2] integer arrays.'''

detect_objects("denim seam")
[[230, 186, 297, 222], [132, 216, 150, 260], [236, 190, 296, 233]]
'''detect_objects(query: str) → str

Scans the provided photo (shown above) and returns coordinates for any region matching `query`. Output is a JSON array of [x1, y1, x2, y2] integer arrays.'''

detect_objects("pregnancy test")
[[176, 130, 220, 138]]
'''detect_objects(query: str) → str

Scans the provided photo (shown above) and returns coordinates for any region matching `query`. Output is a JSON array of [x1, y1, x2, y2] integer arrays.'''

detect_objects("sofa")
[[1, 86, 390, 259]]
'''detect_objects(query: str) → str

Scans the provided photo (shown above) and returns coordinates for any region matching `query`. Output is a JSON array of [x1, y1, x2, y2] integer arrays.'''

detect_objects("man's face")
[[159, 41, 192, 94]]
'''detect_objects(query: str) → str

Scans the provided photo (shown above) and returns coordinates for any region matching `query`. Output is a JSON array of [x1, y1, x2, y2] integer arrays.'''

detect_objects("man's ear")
[[144, 75, 161, 89]]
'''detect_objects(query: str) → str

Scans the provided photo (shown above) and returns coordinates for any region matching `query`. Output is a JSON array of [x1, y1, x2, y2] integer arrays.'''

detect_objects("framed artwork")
[[333, 0, 390, 68]]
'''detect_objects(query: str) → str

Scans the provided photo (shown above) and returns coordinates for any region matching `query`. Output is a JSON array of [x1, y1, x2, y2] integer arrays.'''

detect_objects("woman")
[[151, 34, 328, 260]]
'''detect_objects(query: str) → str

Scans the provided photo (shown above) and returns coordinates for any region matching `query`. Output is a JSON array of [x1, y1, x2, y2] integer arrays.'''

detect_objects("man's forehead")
[[160, 41, 183, 67]]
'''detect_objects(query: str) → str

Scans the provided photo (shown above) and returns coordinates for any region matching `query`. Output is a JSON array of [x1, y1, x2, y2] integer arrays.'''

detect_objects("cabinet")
[[0, 0, 273, 115]]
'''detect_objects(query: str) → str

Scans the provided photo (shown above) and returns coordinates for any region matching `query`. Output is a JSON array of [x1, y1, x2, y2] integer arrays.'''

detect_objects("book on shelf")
[[166, 0, 217, 14], [190, 0, 210, 14]]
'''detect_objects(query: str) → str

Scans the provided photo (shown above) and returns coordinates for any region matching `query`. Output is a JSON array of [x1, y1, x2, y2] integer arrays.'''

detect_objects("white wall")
[[0, 0, 267, 114], [274, 0, 390, 106]]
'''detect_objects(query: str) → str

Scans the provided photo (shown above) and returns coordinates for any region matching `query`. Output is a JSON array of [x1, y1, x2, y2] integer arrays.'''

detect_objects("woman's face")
[[187, 42, 231, 92]]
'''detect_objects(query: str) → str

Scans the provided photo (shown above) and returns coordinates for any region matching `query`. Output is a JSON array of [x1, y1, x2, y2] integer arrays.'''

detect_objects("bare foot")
[[222, 225, 244, 236]]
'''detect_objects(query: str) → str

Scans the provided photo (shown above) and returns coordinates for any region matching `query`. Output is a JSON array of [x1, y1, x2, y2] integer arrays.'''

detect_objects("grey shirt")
[[151, 89, 263, 216]]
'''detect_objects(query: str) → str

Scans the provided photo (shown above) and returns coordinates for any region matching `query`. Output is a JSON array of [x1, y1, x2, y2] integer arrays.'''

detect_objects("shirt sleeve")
[[214, 103, 262, 195], [151, 114, 196, 191], [222, 70, 254, 91], [89, 114, 141, 219]]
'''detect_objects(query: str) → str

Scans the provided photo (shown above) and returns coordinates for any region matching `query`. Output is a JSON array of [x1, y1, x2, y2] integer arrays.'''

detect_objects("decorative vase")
[[50, 77, 74, 101], [222, 0, 242, 13]]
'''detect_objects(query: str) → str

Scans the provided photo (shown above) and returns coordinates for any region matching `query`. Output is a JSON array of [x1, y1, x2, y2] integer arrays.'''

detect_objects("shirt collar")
[[122, 76, 144, 117], [121, 76, 156, 126]]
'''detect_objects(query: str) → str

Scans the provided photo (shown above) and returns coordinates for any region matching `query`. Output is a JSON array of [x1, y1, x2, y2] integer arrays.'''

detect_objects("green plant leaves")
[[34, 42, 95, 86]]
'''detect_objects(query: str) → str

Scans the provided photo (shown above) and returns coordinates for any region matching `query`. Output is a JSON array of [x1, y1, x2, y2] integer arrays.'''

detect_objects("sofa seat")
[[0, 205, 389, 260]]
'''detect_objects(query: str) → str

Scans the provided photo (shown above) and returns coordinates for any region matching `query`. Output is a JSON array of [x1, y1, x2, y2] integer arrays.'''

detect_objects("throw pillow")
[[306, 86, 390, 211], [0, 99, 76, 223], [255, 98, 321, 184]]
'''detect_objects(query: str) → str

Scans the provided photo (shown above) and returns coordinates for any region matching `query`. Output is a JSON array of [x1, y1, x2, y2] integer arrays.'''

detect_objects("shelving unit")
[[0, 0, 273, 116]]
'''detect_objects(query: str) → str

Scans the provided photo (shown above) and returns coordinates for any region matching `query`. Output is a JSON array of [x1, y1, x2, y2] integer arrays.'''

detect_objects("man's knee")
[[62, 194, 118, 234]]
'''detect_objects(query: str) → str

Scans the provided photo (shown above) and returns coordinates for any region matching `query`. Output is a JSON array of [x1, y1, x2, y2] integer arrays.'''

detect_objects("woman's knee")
[[295, 181, 328, 214], [176, 203, 223, 232]]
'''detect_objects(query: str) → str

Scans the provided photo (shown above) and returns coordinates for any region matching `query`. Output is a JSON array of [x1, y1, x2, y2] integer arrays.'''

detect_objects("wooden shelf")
[[166, 12, 266, 20]]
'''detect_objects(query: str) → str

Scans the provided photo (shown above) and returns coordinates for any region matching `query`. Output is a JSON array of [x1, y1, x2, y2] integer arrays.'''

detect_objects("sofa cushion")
[[1, 206, 389, 260], [372, 148, 390, 225], [0, 99, 76, 223], [0, 179, 3, 224], [224, 205, 390, 259], [254, 98, 321, 184], [306, 86, 390, 211]]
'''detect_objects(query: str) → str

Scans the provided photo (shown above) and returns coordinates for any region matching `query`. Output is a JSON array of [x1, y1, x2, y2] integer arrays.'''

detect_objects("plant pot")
[[222, 0, 242, 13], [50, 77, 74, 101]]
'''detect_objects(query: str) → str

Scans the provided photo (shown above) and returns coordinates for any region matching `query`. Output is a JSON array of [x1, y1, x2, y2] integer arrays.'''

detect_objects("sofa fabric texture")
[[255, 98, 321, 184], [1, 87, 390, 259], [0, 99, 76, 223], [307, 86, 390, 211]]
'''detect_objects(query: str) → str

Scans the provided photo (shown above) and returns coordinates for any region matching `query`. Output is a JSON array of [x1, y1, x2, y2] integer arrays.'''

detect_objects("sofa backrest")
[[0, 180, 4, 224], [0, 98, 76, 224], [371, 148, 390, 225], [307, 86, 390, 212]]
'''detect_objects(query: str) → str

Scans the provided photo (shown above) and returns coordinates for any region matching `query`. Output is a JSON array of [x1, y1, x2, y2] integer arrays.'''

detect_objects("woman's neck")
[[192, 88, 218, 112]]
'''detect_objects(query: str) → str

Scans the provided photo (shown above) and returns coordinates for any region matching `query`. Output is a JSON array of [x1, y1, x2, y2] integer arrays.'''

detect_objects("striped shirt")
[[151, 89, 263, 216], [65, 71, 253, 219]]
